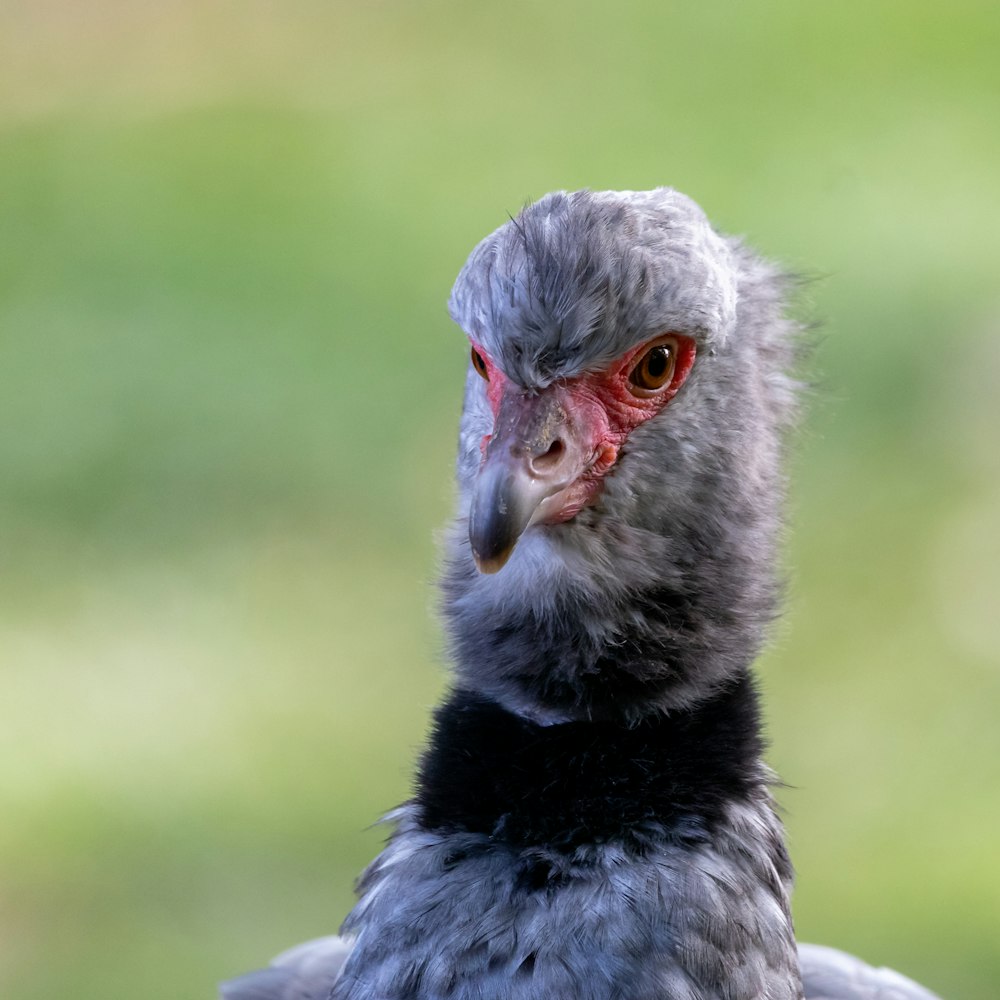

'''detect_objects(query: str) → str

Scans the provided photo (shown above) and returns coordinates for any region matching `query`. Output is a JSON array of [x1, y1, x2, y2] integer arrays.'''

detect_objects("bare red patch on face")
[[572, 334, 696, 471], [469, 342, 509, 454], [545, 335, 695, 515], [469, 335, 696, 521], [469, 345, 507, 403]]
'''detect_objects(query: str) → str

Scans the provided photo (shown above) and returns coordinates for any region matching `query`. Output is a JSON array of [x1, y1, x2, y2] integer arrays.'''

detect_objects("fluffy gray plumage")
[[220, 937, 352, 1000], [220, 189, 941, 1000], [443, 189, 796, 723], [223, 939, 941, 1000], [798, 945, 943, 1000]]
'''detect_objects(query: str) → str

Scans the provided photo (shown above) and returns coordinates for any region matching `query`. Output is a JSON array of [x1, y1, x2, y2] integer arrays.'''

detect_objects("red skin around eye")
[[470, 335, 696, 462], [473, 333, 695, 524], [478, 353, 508, 417], [572, 335, 696, 469]]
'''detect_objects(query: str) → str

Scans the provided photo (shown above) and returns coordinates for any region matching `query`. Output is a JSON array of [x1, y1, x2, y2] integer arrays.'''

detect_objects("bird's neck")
[[358, 672, 800, 1000], [415, 669, 768, 853], [440, 521, 778, 724]]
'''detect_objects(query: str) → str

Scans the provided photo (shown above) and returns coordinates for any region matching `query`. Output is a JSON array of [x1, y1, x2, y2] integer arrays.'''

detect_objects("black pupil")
[[646, 347, 668, 380]]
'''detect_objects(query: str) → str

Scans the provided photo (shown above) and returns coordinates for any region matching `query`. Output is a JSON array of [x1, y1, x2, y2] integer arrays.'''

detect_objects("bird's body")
[[335, 681, 797, 999], [221, 189, 940, 1000]]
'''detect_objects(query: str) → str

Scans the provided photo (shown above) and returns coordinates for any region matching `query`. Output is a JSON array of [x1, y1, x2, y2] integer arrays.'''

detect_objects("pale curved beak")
[[468, 386, 593, 574]]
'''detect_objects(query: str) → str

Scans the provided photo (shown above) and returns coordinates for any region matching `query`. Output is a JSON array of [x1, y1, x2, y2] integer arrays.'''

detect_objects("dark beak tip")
[[468, 473, 529, 575], [471, 544, 513, 575]]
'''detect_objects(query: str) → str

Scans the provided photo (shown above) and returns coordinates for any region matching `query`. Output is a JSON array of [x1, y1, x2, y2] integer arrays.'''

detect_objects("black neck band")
[[416, 670, 764, 855]]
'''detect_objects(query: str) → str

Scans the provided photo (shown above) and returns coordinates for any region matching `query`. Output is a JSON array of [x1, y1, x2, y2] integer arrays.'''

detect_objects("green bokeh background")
[[1, 2, 998, 997]]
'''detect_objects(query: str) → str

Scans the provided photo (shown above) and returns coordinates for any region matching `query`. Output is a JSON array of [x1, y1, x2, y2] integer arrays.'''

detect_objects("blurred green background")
[[1, 2, 998, 997]]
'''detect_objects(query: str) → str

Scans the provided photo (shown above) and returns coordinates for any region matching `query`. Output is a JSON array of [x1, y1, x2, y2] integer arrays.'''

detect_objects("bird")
[[220, 188, 942, 1000]]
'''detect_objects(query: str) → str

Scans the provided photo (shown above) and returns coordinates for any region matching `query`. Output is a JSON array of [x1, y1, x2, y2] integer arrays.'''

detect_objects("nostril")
[[530, 438, 565, 475]]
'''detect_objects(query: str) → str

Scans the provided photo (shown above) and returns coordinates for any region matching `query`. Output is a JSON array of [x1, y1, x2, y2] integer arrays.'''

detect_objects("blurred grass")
[[1, 1, 998, 997]]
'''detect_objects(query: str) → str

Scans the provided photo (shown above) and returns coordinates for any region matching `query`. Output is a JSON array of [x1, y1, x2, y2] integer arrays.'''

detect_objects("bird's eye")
[[628, 338, 678, 394], [471, 348, 490, 381]]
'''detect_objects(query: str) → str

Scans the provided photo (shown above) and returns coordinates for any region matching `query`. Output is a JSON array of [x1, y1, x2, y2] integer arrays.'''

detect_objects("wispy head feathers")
[[449, 189, 739, 386]]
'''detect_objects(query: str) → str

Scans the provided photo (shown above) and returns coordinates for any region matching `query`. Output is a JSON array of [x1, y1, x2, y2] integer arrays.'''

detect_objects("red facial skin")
[[471, 334, 697, 523]]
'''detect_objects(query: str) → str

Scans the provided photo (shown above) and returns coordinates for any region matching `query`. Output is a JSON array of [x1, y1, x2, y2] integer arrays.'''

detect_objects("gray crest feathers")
[[448, 188, 739, 386]]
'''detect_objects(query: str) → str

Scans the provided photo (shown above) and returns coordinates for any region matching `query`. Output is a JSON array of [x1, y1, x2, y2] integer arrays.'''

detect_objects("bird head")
[[448, 188, 790, 567], [443, 189, 799, 718]]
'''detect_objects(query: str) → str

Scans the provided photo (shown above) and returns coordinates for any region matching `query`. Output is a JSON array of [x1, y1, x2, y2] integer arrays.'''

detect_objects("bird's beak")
[[469, 385, 597, 574]]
